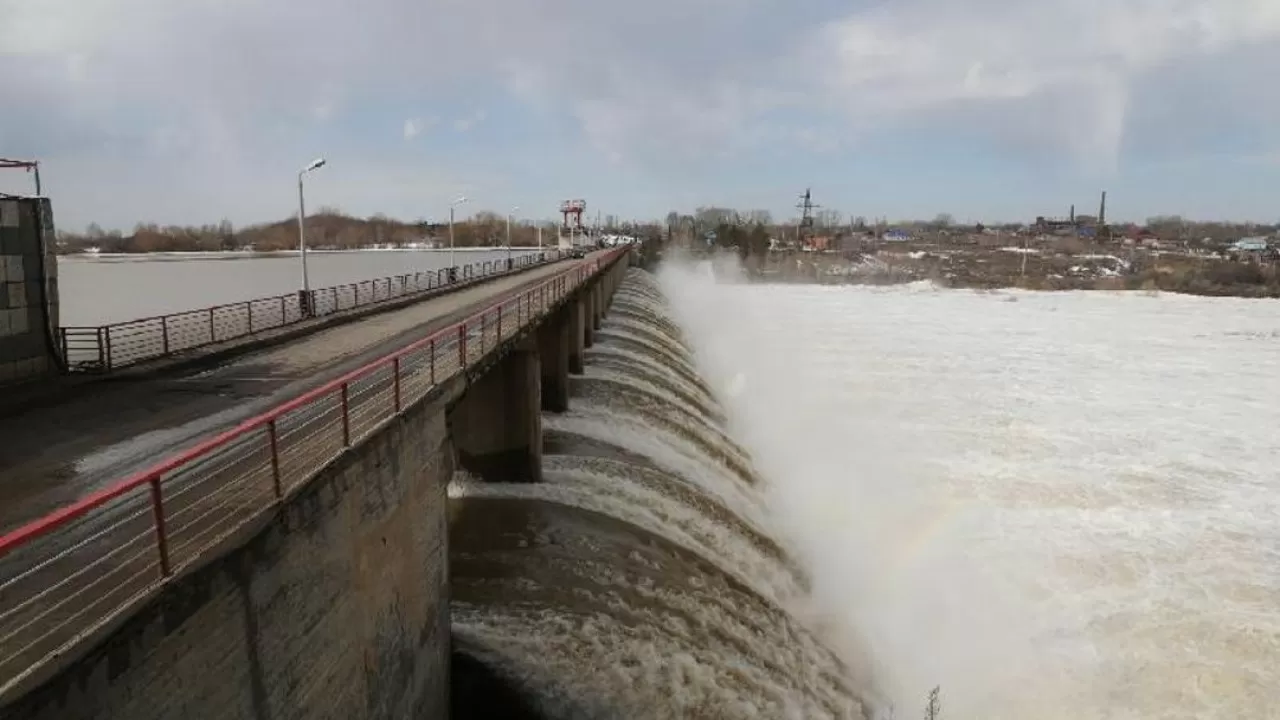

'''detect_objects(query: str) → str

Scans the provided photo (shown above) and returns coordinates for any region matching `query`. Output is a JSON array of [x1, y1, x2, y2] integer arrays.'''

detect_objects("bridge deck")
[[0, 255, 599, 535]]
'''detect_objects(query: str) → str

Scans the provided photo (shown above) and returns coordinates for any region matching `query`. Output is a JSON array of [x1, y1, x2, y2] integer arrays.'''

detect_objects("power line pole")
[[795, 188, 820, 249]]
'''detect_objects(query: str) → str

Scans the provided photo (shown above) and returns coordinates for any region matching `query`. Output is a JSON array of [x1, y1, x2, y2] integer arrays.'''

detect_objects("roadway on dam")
[[0, 253, 605, 535]]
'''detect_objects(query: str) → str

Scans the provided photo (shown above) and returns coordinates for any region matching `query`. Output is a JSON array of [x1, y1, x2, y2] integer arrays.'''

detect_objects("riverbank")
[[734, 246, 1280, 299]]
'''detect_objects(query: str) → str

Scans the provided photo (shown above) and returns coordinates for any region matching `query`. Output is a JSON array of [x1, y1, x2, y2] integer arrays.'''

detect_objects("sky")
[[2, 0, 1279, 231]]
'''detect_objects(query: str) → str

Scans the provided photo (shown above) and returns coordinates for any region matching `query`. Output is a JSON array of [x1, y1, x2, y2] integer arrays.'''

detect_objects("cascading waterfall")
[[448, 268, 870, 719]]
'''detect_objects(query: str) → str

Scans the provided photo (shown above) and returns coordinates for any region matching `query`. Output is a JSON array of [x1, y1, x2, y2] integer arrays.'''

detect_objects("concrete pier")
[[567, 299, 585, 375], [448, 337, 542, 484], [581, 295, 594, 349], [537, 308, 571, 412]]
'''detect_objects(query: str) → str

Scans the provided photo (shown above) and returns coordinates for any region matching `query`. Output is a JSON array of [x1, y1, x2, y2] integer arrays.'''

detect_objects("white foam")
[[658, 253, 1280, 719]]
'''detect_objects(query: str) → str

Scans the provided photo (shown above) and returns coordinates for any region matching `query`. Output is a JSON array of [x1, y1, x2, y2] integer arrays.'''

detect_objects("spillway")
[[448, 268, 868, 719]]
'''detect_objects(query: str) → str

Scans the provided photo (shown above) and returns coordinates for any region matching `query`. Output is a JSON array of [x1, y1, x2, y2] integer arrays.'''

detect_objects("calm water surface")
[[58, 248, 540, 326]]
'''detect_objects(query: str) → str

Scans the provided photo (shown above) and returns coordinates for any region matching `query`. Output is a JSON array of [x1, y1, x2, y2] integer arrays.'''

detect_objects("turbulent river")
[[449, 256, 1279, 719], [449, 268, 870, 719]]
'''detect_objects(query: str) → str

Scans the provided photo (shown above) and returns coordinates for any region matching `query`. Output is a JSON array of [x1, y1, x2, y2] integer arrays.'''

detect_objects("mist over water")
[[449, 269, 868, 719], [658, 252, 1280, 719]]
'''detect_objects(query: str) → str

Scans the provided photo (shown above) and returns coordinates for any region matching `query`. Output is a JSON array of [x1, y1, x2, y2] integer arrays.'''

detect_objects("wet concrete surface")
[[0, 256, 600, 535]]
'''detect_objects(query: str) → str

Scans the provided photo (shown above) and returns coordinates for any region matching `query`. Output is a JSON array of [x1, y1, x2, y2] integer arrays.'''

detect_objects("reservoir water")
[[56, 249, 538, 326]]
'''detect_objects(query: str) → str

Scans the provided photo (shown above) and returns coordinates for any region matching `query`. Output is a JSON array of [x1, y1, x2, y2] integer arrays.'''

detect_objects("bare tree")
[[924, 686, 941, 720]]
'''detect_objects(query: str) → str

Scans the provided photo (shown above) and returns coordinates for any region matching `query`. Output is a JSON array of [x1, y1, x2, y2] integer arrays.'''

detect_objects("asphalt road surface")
[[0, 253, 602, 536]]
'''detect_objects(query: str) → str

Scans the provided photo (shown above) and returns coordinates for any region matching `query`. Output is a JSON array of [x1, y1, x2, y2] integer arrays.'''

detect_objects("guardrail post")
[[429, 338, 436, 384], [280, 295, 287, 323], [340, 384, 351, 446], [148, 477, 172, 577], [161, 315, 171, 355], [208, 306, 216, 343], [104, 326, 113, 370], [331, 287, 339, 313], [268, 420, 282, 497], [393, 356, 402, 412], [458, 325, 467, 366], [246, 301, 254, 334], [497, 305, 502, 340]]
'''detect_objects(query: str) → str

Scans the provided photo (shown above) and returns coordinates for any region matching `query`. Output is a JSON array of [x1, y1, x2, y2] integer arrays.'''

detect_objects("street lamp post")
[[296, 157, 326, 316], [448, 195, 468, 273], [506, 206, 519, 268]]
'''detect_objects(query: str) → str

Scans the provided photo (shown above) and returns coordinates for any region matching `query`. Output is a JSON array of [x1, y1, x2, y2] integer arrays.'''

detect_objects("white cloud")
[[453, 110, 487, 133], [2, 0, 1279, 227], [808, 0, 1280, 167]]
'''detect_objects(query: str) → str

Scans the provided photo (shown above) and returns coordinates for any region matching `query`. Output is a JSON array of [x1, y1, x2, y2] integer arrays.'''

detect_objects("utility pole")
[[795, 188, 820, 250]]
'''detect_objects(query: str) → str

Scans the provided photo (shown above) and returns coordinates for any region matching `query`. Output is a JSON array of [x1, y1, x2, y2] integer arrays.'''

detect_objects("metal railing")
[[58, 252, 561, 372], [0, 247, 625, 697]]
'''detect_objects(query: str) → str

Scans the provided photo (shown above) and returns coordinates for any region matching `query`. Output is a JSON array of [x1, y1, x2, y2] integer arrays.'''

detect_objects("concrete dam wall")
[[4, 258, 867, 719], [3, 372, 460, 720], [449, 269, 866, 719], [0, 255, 626, 720]]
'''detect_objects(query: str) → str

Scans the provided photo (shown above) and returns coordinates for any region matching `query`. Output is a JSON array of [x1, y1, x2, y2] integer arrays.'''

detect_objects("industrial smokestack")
[[1099, 191, 1107, 227], [1070, 204, 1076, 223]]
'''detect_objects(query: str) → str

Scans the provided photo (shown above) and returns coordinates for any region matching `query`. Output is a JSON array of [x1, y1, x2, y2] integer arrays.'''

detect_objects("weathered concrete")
[[591, 286, 602, 331], [580, 296, 594, 349], [0, 197, 59, 387], [0, 249, 641, 720], [567, 298, 585, 375], [448, 337, 542, 484], [1, 378, 462, 720], [536, 309, 570, 413]]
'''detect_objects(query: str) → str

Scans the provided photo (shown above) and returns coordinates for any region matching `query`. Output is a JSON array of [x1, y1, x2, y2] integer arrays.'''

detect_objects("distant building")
[[804, 235, 832, 252], [883, 229, 911, 242], [1231, 237, 1270, 253], [1228, 237, 1274, 263]]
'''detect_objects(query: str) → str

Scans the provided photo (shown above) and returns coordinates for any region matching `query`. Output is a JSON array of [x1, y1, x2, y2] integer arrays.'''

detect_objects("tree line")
[[56, 209, 596, 255], [667, 206, 1280, 242]]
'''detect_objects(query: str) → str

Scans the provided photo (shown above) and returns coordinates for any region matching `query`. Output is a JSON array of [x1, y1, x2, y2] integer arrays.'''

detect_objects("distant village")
[[670, 191, 1280, 297], [676, 191, 1277, 262]]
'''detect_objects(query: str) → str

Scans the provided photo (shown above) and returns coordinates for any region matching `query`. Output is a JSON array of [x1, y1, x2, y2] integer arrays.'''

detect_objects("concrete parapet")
[[448, 337, 542, 484]]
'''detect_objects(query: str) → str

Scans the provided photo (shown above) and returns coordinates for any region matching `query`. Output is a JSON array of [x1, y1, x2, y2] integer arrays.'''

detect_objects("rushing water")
[[449, 269, 871, 719], [659, 255, 1280, 720]]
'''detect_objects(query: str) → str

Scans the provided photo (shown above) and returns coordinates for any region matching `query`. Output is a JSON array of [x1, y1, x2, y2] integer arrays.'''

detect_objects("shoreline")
[[694, 247, 1280, 300], [743, 273, 1280, 300]]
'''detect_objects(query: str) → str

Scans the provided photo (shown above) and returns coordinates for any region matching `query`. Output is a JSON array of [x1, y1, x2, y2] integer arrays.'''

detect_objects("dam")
[[0, 244, 868, 719]]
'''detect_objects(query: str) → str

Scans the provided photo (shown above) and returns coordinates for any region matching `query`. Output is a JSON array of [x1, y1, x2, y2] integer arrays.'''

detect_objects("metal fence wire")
[[0, 248, 625, 697], [59, 252, 560, 371]]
